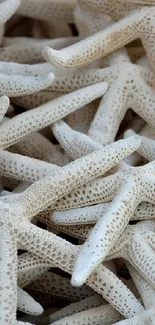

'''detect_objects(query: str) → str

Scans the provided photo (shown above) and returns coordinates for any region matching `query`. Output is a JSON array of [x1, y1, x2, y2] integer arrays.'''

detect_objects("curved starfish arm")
[[27, 272, 94, 301], [47, 295, 105, 324], [0, 0, 20, 24], [125, 129, 155, 161], [113, 307, 155, 325], [17, 287, 43, 316], [88, 75, 128, 144], [71, 176, 141, 286], [0, 228, 17, 324], [0, 37, 79, 64], [128, 232, 155, 288], [42, 9, 141, 68], [52, 120, 102, 159], [0, 83, 107, 149], [15, 136, 141, 218], [126, 262, 155, 309], [0, 150, 59, 182], [51, 304, 122, 325], [0, 72, 55, 97], [18, 0, 76, 23], [0, 95, 9, 122], [19, 222, 143, 317]]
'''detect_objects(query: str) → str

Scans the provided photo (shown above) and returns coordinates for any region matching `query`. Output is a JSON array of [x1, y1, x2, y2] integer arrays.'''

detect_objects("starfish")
[[0, 83, 107, 149], [0, 36, 79, 64], [0, 137, 143, 323], [42, 7, 155, 73], [43, 60, 155, 145], [25, 271, 94, 302], [0, 0, 21, 44], [71, 160, 155, 287], [17, 0, 76, 23]]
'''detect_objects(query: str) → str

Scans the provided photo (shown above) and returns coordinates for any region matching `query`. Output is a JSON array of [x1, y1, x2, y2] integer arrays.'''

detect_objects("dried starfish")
[[17, 0, 76, 23], [0, 37, 79, 64], [43, 7, 155, 72], [0, 137, 142, 323], [0, 83, 107, 149], [71, 160, 155, 286]]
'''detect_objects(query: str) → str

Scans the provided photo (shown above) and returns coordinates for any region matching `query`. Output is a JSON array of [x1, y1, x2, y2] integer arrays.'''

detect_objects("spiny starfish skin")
[[43, 7, 155, 73]]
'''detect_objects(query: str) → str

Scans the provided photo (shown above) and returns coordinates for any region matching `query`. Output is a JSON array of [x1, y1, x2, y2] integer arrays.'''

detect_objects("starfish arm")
[[52, 120, 102, 159], [16, 136, 141, 218], [128, 232, 155, 288], [113, 307, 155, 325], [0, 37, 79, 64], [50, 304, 122, 325], [0, 83, 107, 149], [0, 228, 17, 324], [0, 150, 59, 182], [126, 262, 155, 309], [119, 0, 155, 4], [0, 95, 9, 122], [0, 0, 20, 24], [47, 295, 105, 324], [19, 222, 143, 317], [71, 177, 141, 286], [17, 287, 43, 316], [42, 10, 141, 68], [52, 204, 109, 225], [18, 0, 76, 23], [26, 272, 94, 301], [52, 201, 155, 226], [53, 173, 118, 211], [0, 72, 55, 97], [11, 91, 62, 110], [88, 75, 128, 144], [80, 0, 140, 20], [125, 129, 155, 161]]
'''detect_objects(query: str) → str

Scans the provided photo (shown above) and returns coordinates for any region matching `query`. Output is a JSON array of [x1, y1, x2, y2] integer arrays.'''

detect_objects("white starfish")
[[42, 7, 155, 72], [0, 137, 142, 323], [71, 160, 155, 286]]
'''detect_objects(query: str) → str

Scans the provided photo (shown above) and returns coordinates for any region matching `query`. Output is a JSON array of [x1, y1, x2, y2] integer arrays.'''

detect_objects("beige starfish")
[[0, 36, 79, 64], [42, 7, 155, 72]]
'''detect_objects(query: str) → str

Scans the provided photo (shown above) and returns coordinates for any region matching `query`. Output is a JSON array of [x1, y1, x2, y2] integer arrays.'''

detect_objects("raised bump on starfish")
[[42, 7, 155, 72], [0, 83, 108, 149], [71, 161, 155, 286]]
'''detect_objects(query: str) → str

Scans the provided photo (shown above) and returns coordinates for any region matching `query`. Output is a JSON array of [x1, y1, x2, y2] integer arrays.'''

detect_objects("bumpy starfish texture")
[[0, 137, 142, 324], [71, 160, 155, 286], [43, 7, 155, 73], [0, 83, 107, 149]]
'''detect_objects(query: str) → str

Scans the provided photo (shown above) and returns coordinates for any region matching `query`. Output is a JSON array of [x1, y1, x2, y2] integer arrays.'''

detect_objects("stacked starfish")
[[1, 0, 155, 325]]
